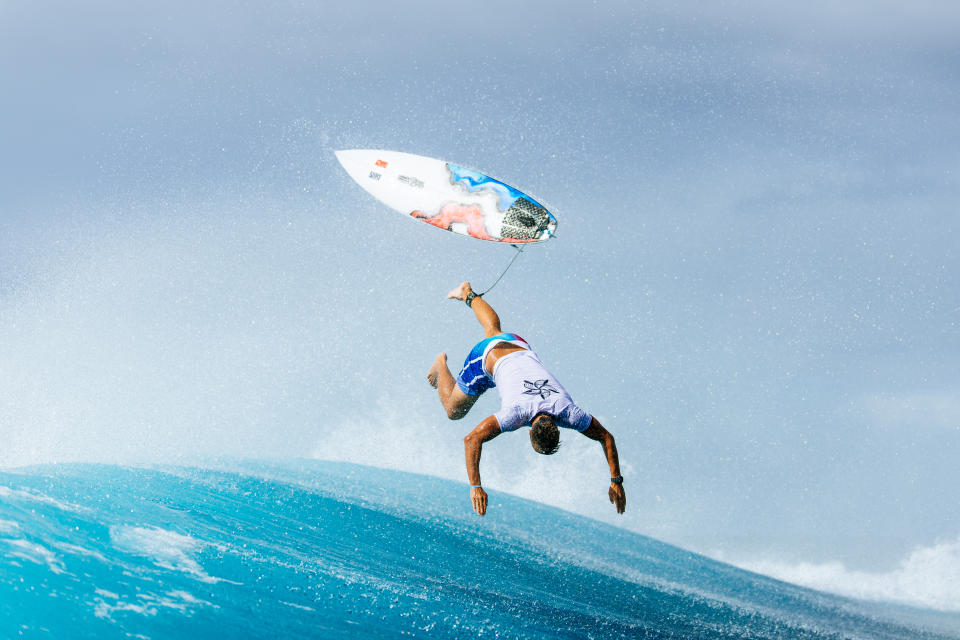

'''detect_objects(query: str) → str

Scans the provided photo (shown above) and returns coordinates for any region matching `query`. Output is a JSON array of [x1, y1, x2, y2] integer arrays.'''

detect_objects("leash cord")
[[478, 244, 524, 296]]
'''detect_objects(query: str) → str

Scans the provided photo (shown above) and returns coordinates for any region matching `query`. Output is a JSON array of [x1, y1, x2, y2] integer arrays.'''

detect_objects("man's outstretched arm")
[[464, 415, 501, 516], [447, 281, 503, 338], [581, 417, 626, 514]]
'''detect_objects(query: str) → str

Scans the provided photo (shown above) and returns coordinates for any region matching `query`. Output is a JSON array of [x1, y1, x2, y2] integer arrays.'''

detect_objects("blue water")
[[1, 460, 956, 639]]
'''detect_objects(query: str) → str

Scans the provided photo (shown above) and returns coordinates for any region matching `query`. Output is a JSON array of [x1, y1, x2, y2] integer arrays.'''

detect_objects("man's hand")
[[608, 482, 626, 514], [470, 486, 488, 516]]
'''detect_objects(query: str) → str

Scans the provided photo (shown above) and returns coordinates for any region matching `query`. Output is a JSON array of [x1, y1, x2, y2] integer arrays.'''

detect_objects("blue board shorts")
[[456, 333, 528, 396]]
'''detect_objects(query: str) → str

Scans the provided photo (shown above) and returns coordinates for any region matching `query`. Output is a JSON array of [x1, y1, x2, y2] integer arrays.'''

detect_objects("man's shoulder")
[[554, 402, 593, 432], [494, 404, 534, 433]]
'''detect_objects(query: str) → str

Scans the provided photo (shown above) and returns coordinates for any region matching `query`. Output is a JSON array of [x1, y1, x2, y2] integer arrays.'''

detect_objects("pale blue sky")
[[1, 0, 958, 601]]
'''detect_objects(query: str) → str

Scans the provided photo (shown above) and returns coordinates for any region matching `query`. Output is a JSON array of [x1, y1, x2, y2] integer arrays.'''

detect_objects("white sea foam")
[[109, 525, 226, 584], [93, 587, 215, 620], [715, 536, 960, 612], [55, 541, 108, 562], [0, 519, 20, 535], [0, 485, 89, 514], [3, 538, 67, 575], [92, 597, 153, 620]]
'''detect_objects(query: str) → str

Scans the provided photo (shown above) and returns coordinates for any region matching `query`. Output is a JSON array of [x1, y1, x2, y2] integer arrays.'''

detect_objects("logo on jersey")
[[523, 379, 558, 399]]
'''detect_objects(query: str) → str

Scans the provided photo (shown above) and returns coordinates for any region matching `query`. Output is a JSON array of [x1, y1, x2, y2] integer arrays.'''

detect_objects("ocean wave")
[[1, 461, 956, 639]]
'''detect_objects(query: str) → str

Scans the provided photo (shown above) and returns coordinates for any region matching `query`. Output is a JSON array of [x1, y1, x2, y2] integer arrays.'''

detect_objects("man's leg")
[[447, 282, 502, 338], [427, 353, 479, 420]]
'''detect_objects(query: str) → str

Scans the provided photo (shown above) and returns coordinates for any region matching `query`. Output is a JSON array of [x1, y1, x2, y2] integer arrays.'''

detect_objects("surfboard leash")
[[477, 244, 525, 297]]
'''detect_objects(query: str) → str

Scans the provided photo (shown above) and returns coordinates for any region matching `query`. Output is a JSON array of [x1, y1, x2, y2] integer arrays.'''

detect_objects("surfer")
[[427, 282, 626, 517]]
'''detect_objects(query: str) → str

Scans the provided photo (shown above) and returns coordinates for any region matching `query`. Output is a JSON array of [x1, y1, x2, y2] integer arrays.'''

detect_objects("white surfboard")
[[335, 149, 557, 244]]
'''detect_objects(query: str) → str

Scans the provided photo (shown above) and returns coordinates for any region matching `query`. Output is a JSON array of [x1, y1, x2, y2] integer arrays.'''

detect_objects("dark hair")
[[530, 413, 560, 455]]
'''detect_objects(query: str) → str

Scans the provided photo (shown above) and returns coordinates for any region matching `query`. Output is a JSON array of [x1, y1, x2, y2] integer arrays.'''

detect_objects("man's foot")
[[427, 353, 448, 388], [447, 281, 472, 301]]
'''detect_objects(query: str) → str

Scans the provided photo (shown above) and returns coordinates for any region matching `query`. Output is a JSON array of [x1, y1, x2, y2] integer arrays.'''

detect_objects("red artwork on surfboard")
[[411, 205, 540, 243], [412, 204, 494, 241]]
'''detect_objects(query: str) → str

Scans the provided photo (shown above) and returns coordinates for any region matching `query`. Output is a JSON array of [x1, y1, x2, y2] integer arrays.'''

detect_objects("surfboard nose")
[[546, 214, 558, 238]]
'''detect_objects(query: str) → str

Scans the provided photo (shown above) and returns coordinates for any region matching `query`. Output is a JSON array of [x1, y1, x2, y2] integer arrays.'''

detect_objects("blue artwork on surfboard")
[[447, 163, 546, 212]]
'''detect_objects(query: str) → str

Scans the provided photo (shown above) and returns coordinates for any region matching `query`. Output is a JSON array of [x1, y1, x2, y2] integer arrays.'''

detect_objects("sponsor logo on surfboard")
[[375, 159, 388, 168], [368, 171, 382, 180], [397, 175, 424, 189]]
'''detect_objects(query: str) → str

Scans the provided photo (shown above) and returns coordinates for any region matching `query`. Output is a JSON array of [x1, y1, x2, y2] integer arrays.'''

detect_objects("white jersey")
[[491, 349, 593, 433]]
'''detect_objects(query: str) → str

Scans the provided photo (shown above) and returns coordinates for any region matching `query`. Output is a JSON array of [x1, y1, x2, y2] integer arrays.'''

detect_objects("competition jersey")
[[491, 348, 593, 433]]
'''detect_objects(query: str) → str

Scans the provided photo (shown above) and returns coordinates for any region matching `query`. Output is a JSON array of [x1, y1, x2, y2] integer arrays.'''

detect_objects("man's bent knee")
[[446, 406, 469, 420], [444, 390, 477, 421], [445, 398, 472, 420]]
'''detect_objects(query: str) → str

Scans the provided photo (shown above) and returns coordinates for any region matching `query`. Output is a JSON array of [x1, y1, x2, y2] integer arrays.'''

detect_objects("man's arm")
[[580, 417, 626, 514], [463, 415, 501, 516]]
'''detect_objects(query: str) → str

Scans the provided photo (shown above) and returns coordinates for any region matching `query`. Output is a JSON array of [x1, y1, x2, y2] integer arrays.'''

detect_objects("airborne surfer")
[[427, 282, 626, 517]]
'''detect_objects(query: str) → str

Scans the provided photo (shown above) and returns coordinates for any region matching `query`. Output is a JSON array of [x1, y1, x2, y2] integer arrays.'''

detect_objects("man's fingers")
[[609, 486, 626, 514], [471, 488, 488, 516]]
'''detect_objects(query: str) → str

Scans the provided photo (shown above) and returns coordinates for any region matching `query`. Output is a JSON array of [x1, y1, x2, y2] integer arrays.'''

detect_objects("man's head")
[[529, 413, 560, 455]]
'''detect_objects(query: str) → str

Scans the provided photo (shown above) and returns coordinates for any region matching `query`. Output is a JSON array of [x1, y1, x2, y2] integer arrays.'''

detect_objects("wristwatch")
[[611, 476, 623, 485]]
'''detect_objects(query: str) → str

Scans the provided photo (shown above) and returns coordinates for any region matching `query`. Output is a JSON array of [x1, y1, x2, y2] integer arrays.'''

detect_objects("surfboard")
[[334, 149, 557, 243]]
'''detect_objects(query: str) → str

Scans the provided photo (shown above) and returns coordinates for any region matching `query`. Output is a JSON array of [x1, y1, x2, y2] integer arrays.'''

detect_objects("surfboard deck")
[[335, 149, 557, 243]]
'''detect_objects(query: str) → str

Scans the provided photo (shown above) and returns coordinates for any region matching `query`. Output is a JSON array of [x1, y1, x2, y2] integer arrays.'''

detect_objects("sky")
[[1, 0, 959, 612]]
